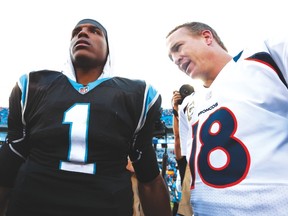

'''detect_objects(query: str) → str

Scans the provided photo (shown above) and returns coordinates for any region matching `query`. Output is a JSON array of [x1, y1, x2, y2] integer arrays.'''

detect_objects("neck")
[[204, 53, 233, 88], [75, 68, 103, 85]]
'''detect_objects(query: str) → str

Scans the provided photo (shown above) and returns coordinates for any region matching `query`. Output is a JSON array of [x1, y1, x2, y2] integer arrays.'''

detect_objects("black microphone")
[[177, 84, 194, 105]]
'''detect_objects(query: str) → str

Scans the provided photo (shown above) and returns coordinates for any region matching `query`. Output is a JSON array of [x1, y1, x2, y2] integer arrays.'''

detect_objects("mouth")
[[180, 61, 191, 74], [74, 39, 90, 48]]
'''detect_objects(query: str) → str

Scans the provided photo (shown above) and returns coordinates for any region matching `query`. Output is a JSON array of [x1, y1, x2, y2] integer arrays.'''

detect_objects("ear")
[[201, 30, 213, 46]]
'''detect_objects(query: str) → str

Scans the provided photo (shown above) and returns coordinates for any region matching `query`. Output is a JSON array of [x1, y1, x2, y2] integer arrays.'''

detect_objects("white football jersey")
[[184, 36, 288, 215], [179, 94, 195, 157]]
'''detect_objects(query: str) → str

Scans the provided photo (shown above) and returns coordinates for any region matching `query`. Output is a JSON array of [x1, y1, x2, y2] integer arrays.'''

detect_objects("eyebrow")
[[72, 25, 102, 33], [168, 43, 179, 61], [170, 43, 178, 52]]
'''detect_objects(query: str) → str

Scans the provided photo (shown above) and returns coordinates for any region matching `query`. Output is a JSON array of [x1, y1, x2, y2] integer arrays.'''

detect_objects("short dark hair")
[[166, 22, 227, 52], [74, 18, 108, 40]]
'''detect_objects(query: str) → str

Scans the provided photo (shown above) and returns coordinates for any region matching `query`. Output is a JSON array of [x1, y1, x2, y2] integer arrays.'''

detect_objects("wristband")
[[172, 108, 178, 117]]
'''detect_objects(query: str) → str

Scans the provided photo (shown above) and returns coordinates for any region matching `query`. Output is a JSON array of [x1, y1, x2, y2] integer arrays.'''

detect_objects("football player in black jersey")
[[0, 18, 171, 216]]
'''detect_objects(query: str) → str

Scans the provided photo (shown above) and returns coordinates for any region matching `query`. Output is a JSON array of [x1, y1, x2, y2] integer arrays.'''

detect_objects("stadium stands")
[[0, 107, 8, 145]]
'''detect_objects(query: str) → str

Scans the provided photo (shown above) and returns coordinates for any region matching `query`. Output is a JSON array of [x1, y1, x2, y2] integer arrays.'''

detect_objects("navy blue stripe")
[[245, 52, 288, 88]]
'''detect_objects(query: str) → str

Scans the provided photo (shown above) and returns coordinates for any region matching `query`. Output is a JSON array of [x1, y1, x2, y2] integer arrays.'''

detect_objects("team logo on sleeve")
[[186, 100, 195, 122]]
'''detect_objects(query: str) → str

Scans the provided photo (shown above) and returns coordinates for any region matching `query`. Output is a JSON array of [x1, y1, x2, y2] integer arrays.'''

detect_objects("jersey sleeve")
[[129, 83, 162, 183], [0, 75, 29, 187], [179, 97, 192, 157], [179, 108, 188, 156], [264, 36, 288, 86]]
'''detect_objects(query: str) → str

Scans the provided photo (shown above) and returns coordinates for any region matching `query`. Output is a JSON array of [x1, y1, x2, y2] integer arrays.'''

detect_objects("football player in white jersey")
[[166, 22, 288, 215]]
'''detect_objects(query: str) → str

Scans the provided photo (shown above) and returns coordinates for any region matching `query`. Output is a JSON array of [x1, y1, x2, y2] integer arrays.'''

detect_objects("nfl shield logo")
[[79, 86, 89, 94]]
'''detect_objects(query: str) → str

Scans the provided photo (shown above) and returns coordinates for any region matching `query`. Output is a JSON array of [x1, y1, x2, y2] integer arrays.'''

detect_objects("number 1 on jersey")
[[60, 103, 96, 174]]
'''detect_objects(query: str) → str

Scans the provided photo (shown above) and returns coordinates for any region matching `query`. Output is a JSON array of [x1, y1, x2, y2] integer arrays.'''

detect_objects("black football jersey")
[[0, 70, 162, 215]]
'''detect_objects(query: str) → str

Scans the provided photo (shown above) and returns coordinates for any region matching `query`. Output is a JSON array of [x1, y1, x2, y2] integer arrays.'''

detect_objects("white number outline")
[[59, 103, 96, 174]]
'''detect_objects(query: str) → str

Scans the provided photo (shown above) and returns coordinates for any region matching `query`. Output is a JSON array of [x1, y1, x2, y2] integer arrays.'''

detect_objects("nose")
[[174, 55, 182, 66], [77, 27, 89, 38]]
